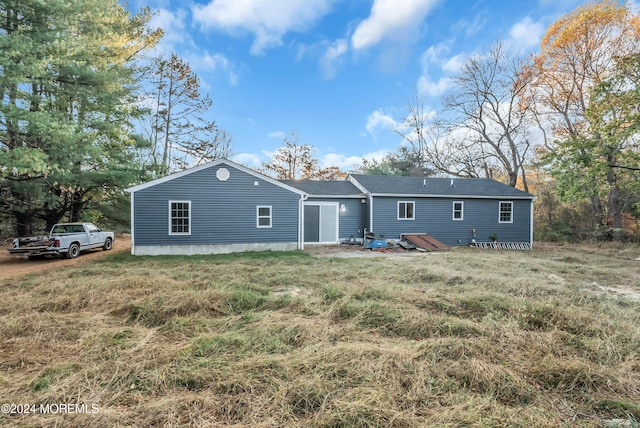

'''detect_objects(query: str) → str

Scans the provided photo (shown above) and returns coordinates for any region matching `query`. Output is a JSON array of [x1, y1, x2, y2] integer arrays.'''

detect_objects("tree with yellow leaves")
[[527, 0, 640, 235]]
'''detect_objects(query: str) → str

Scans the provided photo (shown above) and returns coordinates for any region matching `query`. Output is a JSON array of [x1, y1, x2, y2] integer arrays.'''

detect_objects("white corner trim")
[[130, 192, 135, 255]]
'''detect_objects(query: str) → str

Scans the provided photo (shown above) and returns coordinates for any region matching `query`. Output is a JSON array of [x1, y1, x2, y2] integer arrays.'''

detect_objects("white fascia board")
[[305, 194, 365, 199], [369, 193, 536, 200], [126, 158, 307, 196]]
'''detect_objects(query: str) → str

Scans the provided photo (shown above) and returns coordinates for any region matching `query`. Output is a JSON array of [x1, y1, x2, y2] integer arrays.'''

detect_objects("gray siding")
[[370, 197, 531, 245], [133, 165, 301, 246], [308, 197, 366, 240]]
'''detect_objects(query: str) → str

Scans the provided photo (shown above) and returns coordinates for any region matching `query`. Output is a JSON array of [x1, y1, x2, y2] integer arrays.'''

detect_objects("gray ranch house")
[[126, 159, 535, 255]]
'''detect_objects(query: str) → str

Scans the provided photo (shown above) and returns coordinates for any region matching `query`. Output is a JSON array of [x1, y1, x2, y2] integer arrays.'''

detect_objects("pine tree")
[[0, 0, 161, 234]]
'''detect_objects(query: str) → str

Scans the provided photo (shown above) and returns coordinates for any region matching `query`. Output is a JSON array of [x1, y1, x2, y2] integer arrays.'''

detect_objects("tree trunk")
[[45, 212, 64, 232], [608, 185, 623, 241], [14, 209, 34, 237], [590, 195, 605, 228], [520, 165, 529, 193], [161, 76, 174, 175], [69, 191, 85, 223], [606, 149, 623, 238]]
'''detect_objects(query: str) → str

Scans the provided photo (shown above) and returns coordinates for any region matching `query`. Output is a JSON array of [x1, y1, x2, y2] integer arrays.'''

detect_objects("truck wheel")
[[66, 243, 80, 259], [103, 238, 113, 251]]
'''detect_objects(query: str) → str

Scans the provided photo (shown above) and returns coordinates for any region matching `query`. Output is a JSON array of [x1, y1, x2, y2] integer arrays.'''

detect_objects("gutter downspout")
[[299, 194, 308, 250], [369, 193, 374, 236]]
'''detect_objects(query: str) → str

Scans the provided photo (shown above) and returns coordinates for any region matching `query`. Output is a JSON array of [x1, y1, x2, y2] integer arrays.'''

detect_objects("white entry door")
[[304, 202, 338, 244]]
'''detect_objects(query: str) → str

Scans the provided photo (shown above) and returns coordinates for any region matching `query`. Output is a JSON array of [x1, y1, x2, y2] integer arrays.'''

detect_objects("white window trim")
[[257, 205, 272, 228], [499, 201, 513, 224], [169, 200, 191, 235], [453, 201, 464, 221], [397, 201, 415, 220]]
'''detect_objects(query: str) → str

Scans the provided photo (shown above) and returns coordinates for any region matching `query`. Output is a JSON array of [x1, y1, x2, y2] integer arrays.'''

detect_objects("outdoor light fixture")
[[340, 204, 346, 212]]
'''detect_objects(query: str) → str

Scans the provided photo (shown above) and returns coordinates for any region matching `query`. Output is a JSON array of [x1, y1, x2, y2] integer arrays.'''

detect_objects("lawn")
[[0, 243, 639, 427]]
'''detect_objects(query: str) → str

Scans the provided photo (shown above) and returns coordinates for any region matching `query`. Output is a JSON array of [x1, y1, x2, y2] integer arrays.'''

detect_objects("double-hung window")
[[169, 201, 191, 235], [398, 201, 415, 220], [257, 205, 272, 228], [499, 201, 513, 223], [453, 201, 464, 221]]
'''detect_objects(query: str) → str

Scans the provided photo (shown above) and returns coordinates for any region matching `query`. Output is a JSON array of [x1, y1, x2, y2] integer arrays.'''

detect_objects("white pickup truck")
[[7, 222, 115, 259]]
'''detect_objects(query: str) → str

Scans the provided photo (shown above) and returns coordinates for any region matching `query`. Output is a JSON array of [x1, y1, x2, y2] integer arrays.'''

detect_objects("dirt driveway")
[[0, 234, 131, 281]]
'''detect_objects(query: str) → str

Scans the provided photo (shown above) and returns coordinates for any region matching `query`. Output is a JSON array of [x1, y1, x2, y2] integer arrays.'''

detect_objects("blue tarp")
[[366, 239, 388, 249]]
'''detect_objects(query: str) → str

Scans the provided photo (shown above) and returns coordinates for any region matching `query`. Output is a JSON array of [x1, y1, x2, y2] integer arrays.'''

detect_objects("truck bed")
[[7, 236, 56, 255]]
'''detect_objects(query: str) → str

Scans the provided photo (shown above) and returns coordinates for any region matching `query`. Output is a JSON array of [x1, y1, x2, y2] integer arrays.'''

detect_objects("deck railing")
[[473, 242, 532, 250]]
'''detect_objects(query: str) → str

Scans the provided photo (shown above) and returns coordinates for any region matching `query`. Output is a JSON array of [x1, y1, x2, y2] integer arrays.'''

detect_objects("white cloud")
[[365, 109, 399, 138], [417, 75, 452, 97], [454, 13, 487, 37], [342, 149, 392, 171], [351, 0, 440, 50], [192, 0, 335, 55], [146, 8, 240, 87], [442, 52, 466, 74], [416, 42, 461, 97], [295, 42, 314, 62], [295, 38, 349, 79], [320, 149, 391, 171], [268, 131, 286, 139], [150, 8, 185, 34], [363, 149, 391, 163], [508, 16, 544, 51], [192, 52, 239, 86], [232, 153, 262, 168], [320, 153, 364, 170], [319, 39, 348, 79], [148, 8, 194, 55]]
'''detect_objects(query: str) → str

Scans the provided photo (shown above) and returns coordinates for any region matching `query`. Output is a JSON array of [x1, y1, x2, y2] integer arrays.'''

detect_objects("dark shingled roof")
[[348, 174, 535, 199], [281, 180, 364, 196]]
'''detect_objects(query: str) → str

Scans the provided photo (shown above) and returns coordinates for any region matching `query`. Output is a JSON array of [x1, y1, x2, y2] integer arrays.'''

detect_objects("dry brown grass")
[[1, 244, 639, 427]]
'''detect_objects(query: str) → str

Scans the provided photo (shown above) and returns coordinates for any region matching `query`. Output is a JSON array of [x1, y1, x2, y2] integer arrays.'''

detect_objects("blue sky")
[[130, 0, 590, 172]]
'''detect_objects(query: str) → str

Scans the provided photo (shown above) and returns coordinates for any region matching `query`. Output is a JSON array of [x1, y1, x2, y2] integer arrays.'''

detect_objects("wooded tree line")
[[1, 1, 638, 241], [360, 1, 640, 240]]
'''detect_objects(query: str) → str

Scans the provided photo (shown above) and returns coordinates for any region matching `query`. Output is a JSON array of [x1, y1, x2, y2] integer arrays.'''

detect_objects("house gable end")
[[127, 158, 306, 196]]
